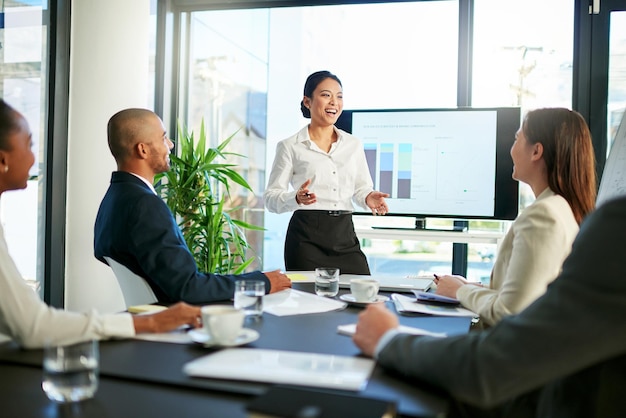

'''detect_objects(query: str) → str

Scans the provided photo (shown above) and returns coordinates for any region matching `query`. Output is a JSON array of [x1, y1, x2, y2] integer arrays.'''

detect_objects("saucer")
[[339, 294, 390, 306], [188, 328, 259, 348]]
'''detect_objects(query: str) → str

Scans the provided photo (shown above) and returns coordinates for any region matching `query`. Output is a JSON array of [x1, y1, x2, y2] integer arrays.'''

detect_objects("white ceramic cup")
[[350, 278, 380, 302], [201, 305, 245, 344]]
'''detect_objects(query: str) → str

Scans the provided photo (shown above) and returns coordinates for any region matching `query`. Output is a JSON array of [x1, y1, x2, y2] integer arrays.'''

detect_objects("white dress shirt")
[[264, 125, 374, 214], [0, 221, 134, 349]]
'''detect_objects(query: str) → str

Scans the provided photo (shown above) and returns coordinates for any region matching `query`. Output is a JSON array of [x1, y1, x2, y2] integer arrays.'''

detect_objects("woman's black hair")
[[300, 70, 342, 118], [0, 100, 19, 150]]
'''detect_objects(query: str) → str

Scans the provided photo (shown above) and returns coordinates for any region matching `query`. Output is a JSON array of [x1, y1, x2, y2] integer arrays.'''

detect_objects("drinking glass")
[[234, 280, 265, 317], [42, 339, 99, 403], [315, 267, 340, 297]]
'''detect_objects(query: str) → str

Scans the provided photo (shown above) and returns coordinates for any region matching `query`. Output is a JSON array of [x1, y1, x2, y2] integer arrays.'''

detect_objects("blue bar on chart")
[[380, 144, 393, 195], [397, 143, 412, 198]]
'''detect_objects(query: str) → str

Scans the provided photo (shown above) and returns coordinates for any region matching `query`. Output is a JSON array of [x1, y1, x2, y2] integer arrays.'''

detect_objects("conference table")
[[0, 284, 472, 417]]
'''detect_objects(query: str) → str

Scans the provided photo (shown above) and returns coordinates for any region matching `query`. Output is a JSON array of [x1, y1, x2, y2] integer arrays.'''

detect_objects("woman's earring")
[[3, 166, 7, 173]]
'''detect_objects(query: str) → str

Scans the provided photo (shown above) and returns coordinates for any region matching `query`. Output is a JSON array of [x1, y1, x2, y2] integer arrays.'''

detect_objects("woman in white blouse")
[[0, 100, 201, 348], [435, 108, 597, 327], [264, 71, 389, 274]]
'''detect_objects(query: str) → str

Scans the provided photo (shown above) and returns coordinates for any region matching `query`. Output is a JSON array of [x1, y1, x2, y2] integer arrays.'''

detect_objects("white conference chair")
[[104, 256, 158, 308]]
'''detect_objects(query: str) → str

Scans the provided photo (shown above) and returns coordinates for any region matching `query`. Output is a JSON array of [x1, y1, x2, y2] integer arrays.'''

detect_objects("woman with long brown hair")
[[435, 107, 596, 327]]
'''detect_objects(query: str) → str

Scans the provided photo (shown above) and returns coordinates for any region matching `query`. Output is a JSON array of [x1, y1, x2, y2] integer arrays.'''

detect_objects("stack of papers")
[[391, 293, 477, 317], [183, 348, 375, 391]]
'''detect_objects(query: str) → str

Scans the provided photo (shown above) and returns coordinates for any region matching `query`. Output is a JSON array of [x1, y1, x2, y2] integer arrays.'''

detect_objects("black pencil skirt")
[[284, 210, 370, 275]]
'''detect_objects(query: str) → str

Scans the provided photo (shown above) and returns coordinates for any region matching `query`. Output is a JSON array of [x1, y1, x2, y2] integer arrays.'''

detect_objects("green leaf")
[[157, 119, 260, 275]]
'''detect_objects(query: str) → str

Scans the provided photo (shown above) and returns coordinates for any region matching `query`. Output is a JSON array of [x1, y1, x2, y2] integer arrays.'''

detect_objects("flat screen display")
[[336, 107, 521, 221]]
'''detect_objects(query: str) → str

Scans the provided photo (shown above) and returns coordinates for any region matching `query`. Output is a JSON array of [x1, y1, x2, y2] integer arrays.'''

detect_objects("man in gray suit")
[[353, 196, 626, 417]]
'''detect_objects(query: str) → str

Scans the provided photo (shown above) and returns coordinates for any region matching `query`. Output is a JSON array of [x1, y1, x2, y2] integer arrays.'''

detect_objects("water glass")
[[42, 339, 99, 403], [315, 267, 340, 297], [234, 280, 265, 317]]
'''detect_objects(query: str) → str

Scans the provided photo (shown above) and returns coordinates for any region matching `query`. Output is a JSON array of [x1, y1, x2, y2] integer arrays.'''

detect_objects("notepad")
[[127, 304, 168, 314]]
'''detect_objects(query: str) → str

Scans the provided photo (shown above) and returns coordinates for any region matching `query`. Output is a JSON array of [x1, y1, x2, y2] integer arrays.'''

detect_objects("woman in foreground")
[[0, 99, 201, 348]]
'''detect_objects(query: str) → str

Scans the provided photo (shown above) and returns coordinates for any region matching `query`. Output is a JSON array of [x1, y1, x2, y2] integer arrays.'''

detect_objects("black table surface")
[[0, 285, 471, 417]]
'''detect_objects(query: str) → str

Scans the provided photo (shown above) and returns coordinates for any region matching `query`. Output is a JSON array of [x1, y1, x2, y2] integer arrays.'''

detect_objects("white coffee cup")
[[201, 306, 245, 344], [350, 278, 380, 302]]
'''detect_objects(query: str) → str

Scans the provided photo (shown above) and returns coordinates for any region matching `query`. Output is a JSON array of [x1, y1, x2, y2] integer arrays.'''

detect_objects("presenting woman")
[[264, 71, 389, 274], [434, 108, 597, 327], [0, 99, 201, 348]]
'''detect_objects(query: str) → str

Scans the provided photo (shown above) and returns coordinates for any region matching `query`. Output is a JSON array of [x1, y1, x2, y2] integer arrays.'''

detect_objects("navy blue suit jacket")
[[94, 171, 268, 304]]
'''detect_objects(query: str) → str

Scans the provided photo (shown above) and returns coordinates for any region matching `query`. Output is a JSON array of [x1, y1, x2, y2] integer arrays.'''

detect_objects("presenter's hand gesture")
[[353, 304, 399, 357], [296, 179, 317, 205], [366, 191, 390, 215]]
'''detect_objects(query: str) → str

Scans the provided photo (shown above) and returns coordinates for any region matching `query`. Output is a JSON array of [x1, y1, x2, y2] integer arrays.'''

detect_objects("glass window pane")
[[473, 0, 574, 110], [473, 0, 574, 212], [184, 2, 459, 273], [0, 5, 47, 294], [608, 11, 626, 156]]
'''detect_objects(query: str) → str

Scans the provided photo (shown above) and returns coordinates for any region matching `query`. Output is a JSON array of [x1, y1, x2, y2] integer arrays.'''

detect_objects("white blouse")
[[0, 221, 134, 348], [264, 125, 374, 214]]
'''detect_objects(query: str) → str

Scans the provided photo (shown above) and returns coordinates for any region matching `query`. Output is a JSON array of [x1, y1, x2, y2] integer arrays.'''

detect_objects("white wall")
[[65, 0, 151, 313]]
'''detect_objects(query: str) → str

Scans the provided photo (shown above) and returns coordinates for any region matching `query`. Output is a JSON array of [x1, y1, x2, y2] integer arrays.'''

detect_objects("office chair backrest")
[[104, 256, 157, 308]]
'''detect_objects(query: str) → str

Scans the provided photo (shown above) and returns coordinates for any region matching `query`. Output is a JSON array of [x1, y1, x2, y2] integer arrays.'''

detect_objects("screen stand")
[[371, 218, 468, 232]]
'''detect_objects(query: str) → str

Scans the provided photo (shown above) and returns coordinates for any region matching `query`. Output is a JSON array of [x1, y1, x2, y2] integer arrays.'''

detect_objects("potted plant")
[[155, 120, 263, 274]]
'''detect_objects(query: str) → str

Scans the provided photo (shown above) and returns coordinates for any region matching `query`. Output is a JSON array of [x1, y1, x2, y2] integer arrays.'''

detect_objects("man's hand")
[[264, 270, 292, 293], [132, 302, 201, 334], [353, 304, 399, 357]]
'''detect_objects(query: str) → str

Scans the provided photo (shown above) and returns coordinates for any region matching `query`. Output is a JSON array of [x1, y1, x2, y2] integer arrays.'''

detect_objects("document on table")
[[183, 348, 375, 391], [131, 305, 194, 344], [263, 289, 347, 316], [133, 328, 194, 344], [337, 323, 446, 338], [391, 293, 477, 317]]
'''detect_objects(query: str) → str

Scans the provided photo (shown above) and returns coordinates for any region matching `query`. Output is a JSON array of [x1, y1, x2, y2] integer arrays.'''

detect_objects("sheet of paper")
[[391, 293, 477, 317], [263, 289, 347, 316], [133, 329, 194, 344], [337, 323, 446, 338], [183, 348, 375, 391]]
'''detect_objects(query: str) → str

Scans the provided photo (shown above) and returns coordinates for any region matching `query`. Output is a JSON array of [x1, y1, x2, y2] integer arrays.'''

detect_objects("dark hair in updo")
[[300, 70, 342, 119], [0, 100, 21, 151]]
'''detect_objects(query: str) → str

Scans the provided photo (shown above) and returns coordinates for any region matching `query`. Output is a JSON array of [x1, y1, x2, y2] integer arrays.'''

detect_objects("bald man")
[[94, 108, 291, 304]]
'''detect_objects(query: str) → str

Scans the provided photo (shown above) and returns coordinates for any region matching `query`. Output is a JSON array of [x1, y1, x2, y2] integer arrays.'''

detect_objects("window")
[[181, 1, 459, 272], [0, 2, 48, 294], [169, 0, 575, 279]]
